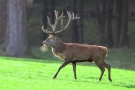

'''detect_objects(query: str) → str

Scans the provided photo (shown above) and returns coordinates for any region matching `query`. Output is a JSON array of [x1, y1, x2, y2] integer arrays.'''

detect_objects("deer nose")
[[42, 41, 46, 45]]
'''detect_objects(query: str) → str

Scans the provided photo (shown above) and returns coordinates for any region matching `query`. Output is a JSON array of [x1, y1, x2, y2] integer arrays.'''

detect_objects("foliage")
[[128, 21, 135, 47], [0, 56, 135, 90]]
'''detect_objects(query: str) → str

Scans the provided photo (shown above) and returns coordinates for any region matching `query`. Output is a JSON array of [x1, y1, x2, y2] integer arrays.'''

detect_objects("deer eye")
[[49, 38, 53, 40]]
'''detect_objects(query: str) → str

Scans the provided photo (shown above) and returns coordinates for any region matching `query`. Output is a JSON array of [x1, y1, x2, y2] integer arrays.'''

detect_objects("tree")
[[118, 0, 129, 48], [4, 0, 28, 57], [50, 0, 55, 24], [42, 0, 48, 40], [96, 0, 106, 45], [26, 0, 34, 20], [69, 0, 79, 43], [106, 0, 114, 48], [115, 0, 122, 47], [0, 0, 7, 43], [78, 0, 84, 43], [42, 0, 55, 41]]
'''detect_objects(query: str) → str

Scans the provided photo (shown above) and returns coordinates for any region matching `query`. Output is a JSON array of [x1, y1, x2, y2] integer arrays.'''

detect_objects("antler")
[[47, 10, 64, 32], [42, 26, 52, 34], [42, 10, 80, 34], [55, 11, 80, 33]]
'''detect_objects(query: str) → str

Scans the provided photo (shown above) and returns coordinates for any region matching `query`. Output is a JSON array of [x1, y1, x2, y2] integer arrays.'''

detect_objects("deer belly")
[[72, 54, 89, 61]]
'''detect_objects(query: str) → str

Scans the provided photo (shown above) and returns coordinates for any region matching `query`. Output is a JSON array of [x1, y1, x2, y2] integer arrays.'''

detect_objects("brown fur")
[[53, 39, 107, 62]]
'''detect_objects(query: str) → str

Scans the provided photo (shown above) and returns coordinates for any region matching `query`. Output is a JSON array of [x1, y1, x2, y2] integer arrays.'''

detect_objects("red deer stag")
[[42, 10, 112, 82]]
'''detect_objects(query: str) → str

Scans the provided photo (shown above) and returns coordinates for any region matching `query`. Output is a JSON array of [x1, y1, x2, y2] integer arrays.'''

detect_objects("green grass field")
[[0, 49, 135, 90]]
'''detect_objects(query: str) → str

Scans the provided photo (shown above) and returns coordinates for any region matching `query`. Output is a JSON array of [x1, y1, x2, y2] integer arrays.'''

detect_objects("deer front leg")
[[53, 61, 69, 79], [72, 62, 77, 79]]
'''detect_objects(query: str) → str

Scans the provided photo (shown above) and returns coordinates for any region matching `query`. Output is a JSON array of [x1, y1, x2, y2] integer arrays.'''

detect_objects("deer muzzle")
[[42, 41, 46, 46]]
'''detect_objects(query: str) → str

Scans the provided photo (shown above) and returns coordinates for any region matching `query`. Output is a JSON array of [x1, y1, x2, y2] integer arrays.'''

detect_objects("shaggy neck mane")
[[53, 38, 66, 54]]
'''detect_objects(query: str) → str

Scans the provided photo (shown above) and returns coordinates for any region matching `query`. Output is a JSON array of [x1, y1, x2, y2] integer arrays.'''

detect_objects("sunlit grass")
[[0, 56, 135, 90]]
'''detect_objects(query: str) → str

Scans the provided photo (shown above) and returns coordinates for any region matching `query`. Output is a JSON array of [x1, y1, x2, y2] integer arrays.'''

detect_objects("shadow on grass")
[[54, 76, 100, 83], [114, 82, 135, 89], [125, 85, 135, 88]]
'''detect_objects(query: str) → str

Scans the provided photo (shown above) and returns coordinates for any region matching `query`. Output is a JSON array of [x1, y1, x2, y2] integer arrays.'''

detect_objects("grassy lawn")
[[0, 50, 135, 90]]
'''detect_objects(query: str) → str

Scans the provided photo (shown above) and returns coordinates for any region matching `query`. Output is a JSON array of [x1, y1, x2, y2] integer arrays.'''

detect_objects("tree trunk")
[[78, 0, 83, 43], [50, 0, 55, 24], [0, 0, 7, 43], [118, 0, 129, 48], [96, 0, 106, 45], [115, 0, 122, 47], [69, 0, 79, 43], [4, 0, 28, 57], [42, 0, 48, 40], [106, 0, 114, 48]]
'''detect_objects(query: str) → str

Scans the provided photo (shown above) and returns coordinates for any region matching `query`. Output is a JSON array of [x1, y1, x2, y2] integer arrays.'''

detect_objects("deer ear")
[[54, 34, 58, 38]]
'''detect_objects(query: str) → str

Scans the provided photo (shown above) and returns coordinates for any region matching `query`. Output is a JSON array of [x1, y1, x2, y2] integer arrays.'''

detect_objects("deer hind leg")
[[72, 62, 77, 79], [95, 61, 105, 81], [103, 62, 112, 82]]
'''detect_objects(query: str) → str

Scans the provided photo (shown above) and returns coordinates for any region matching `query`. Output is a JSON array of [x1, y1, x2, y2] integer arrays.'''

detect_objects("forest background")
[[0, 0, 135, 57]]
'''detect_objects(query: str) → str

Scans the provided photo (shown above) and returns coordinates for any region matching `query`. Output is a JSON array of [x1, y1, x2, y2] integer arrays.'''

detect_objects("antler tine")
[[55, 11, 72, 33], [72, 13, 80, 20], [42, 10, 65, 34], [63, 11, 72, 29], [55, 11, 80, 33], [47, 16, 56, 33], [47, 16, 52, 27], [54, 10, 59, 19], [41, 25, 53, 34], [52, 10, 64, 32]]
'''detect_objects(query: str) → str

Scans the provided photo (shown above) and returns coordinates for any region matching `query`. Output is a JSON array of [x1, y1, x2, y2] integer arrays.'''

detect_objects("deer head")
[[42, 10, 80, 47]]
